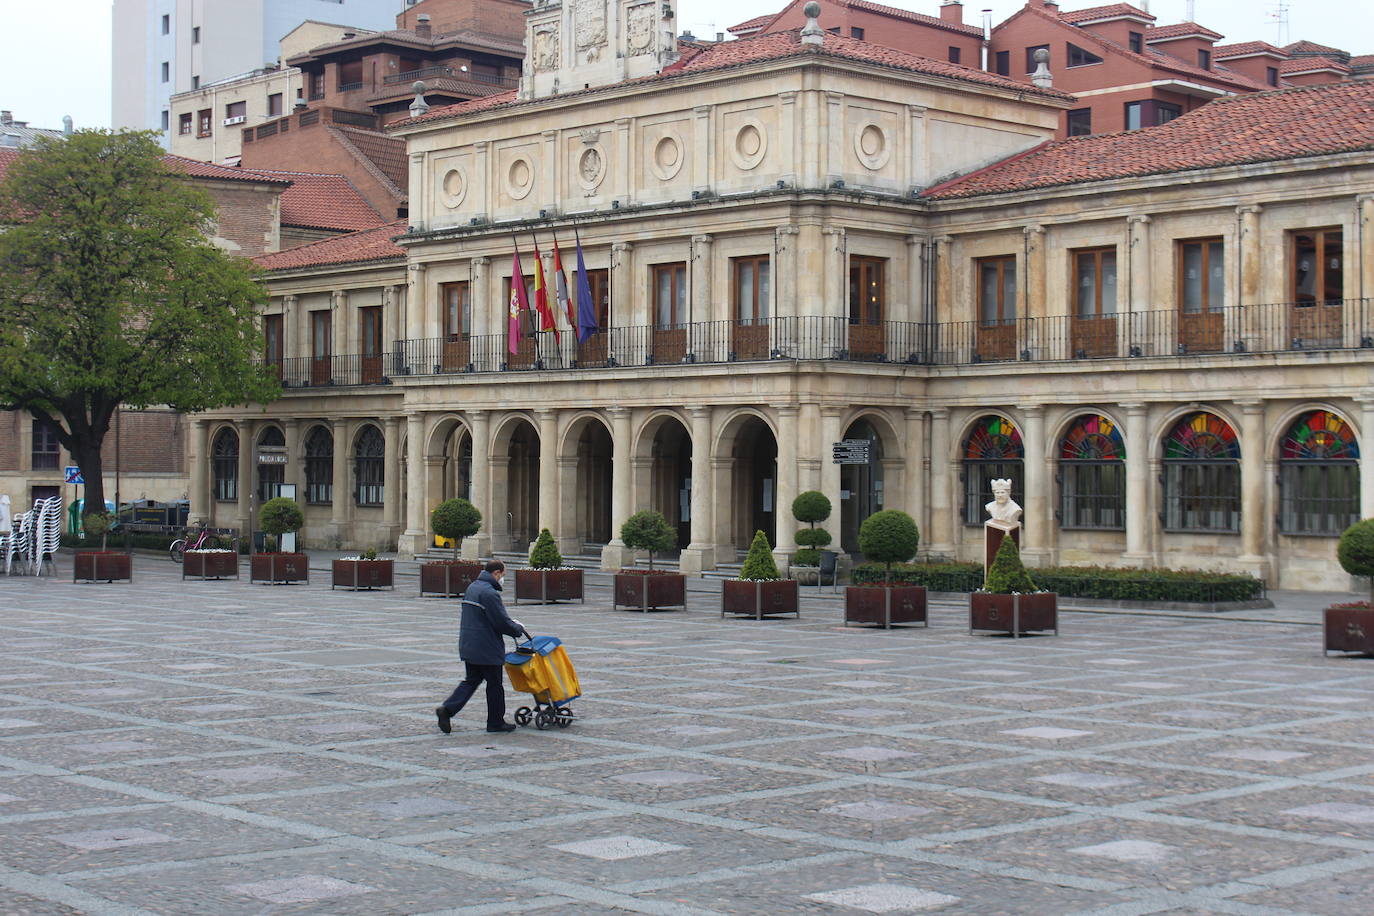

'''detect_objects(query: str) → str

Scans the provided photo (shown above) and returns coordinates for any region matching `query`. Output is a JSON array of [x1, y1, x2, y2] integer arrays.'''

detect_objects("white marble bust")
[[984, 479, 1022, 525]]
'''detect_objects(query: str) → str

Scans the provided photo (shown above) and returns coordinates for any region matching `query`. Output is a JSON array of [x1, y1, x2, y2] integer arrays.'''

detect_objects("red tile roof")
[[1213, 41, 1287, 59], [1285, 40, 1348, 57], [922, 78, 1374, 200], [0, 147, 19, 180], [1145, 22, 1225, 42], [254, 219, 408, 271], [840, 0, 984, 38], [327, 126, 408, 203], [397, 29, 1071, 127], [727, 14, 771, 35], [242, 169, 385, 232], [1059, 3, 1154, 25], [1279, 56, 1351, 75], [164, 154, 291, 185]]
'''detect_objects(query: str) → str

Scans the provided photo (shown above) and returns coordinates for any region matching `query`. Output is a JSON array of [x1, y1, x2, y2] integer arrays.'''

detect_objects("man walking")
[[436, 560, 527, 734]]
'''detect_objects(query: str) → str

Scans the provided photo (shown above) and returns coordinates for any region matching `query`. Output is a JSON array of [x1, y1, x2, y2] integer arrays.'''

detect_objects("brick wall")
[[396, 0, 526, 42], [242, 126, 404, 221], [203, 182, 281, 257], [763, 5, 983, 64], [0, 412, 20, 471], [100, 410, 185, 474]]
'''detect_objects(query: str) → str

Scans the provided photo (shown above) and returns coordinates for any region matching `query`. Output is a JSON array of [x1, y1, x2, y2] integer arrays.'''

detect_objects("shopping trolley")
[[505, 634, 581, 729]]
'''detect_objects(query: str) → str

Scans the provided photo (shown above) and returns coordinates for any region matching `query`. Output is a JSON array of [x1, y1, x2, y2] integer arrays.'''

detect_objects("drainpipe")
[[982, 9, 992, 71]]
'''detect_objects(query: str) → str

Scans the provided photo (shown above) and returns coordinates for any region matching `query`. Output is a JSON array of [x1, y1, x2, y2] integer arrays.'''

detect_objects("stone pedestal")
[[679, 544, 714, 576], [984, 520, 1021, 575], [461, 533, 492, 562]]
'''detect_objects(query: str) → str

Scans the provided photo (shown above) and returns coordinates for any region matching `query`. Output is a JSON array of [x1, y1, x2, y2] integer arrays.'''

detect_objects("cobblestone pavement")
[[3, 559, 1373, 915]]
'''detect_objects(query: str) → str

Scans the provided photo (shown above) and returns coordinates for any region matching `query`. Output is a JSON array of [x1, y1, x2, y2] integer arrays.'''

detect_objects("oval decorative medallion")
[[440, 168, 466, 208], [730, 118, 768, 171], [650, 132, 684, 181], [854, 122, 890, 171], [506, 155, 534, 200], [577, 145, 606, 191]]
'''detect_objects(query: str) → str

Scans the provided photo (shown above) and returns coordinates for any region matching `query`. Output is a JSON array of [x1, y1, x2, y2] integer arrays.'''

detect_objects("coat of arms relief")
[[575, 0, 608, 61], [533, 25, 561, 72], [626, 4, 655, 55]]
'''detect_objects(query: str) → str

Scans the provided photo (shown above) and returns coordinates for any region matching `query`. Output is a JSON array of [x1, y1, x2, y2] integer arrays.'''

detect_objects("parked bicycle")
[[168, 526, 225, 563]]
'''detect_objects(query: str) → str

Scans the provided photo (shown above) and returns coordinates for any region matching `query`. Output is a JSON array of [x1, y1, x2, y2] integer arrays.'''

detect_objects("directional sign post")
[[832, 439, 872, 465], [64, 466, 84, 485]]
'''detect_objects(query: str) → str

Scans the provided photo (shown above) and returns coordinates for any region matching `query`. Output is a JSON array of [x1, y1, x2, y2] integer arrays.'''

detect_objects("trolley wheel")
[[514, 707, 532, 726], [535, 709, 555, 730], [556, 714, 573, 728]]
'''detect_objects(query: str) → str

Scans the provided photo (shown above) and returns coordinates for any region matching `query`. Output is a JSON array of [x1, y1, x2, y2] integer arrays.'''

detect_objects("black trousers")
[[440, 662, 505, 728]]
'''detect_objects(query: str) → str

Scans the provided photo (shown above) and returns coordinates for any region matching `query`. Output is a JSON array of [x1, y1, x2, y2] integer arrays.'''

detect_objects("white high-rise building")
[[112, 0, 407, 142]]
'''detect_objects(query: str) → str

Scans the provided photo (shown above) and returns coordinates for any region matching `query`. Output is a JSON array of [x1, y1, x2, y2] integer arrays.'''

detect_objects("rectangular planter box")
[[1324, 604, 1374, 656], [250, 553, 309, 584], [73, 551, 132, 583], [721, 578, 800, 619], [969, 592, 1058, 637], [183, 550, 238, 580], [614, 572, 686, 612], [420, 561, 482, 597], [515, 568, 584, 603], [844, 585, 927, 628], [332, 558, 394, 590]]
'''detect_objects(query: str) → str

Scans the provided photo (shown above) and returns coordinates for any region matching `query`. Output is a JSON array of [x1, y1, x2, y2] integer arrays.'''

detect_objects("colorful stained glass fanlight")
[[1281, 410, 1359, 460], [964, 415, 1024, 460], [1061, 414, 1125, 461], [1164, 412, 1240, 460]]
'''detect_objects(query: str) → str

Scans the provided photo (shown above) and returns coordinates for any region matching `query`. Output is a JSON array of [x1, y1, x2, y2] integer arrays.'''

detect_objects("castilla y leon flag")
[[508, 240, 530, 355], [574, 227, 598, 344], [551, 232, 574, 332], [531, 235, 559, 341]]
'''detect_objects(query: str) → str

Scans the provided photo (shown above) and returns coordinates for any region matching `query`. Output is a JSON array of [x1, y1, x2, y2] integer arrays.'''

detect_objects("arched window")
[[354, 425, 384, 507], [1163, 412, 1239, 531], [304, 425, 333, 505], [212, 428, 239, 502], [256, 427, 285, 501], [1279, 410, 1360, 535], [1059, 414, 1125, 529], [962, 415, 1023, 524]]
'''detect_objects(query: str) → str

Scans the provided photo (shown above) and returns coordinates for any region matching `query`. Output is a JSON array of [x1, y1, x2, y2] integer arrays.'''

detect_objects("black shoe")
[[486, 722, 517, 733], [435, 707, 452, 734]]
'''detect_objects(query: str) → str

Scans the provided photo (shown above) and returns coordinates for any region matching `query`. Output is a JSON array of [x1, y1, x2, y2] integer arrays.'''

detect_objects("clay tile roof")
[[1213, 41, 1287, 59], [727, 14, 771, 34], [255, 218, 408, 271], [841, 1, 984, 38], [1059, 3, 1154, 25], [0, 147, 20, 179], [1279, 55, 1351, 74], [1145, 21, 1225, 42], [398, 29, 1071, 127], [922, 79, 1374, 200], [241, 169, 384, 232], [327, 126, 408, 202], [1285, 40, 1348, 57], [164, 154, 291, 185]]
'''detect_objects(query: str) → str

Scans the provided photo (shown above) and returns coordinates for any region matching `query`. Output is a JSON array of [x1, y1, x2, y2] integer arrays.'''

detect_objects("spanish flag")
[[532, 236, 559, 341]]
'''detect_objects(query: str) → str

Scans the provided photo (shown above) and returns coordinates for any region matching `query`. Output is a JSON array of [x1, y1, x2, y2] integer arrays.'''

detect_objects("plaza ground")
[[2, 554, 1373, 914]]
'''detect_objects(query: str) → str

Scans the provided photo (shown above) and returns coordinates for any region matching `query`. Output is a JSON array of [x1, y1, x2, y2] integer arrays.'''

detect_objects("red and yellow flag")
[[532, 237, 559, 341]]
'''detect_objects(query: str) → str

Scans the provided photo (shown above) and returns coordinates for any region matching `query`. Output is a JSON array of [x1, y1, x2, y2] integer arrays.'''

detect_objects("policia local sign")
[[832, 439, 873, 464]]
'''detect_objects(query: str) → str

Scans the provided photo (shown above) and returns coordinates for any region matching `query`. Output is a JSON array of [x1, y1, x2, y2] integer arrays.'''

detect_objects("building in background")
[[0, 111, 71, 149]]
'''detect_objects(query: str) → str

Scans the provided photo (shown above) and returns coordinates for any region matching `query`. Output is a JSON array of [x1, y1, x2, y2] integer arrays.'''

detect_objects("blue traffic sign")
[[64, 466, 83, 484]]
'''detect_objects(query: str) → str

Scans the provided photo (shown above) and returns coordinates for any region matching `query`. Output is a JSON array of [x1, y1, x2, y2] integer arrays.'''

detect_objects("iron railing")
[[263, 300, 1374, 388], [384, 66, 455, 85]]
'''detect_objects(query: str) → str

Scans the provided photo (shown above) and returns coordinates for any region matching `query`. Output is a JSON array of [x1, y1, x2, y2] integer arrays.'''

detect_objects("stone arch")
[[958, 412, 1024, 527], [561, 411, 614, 549], [714, 408, 780, 551], [1150, 405, 1241, 462], [254, 424, 286, 502], [838, 410, 902, 553], [426, 414, 472, 503], [1273, 406, 1361, 536], [489, 412, 540, 550], [632, 410, 693, 550], [1267, 402, 1359, 459], [1158, 409, 1241, 533]]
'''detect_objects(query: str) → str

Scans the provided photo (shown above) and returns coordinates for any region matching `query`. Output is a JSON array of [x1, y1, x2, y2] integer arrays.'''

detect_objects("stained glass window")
[[1060, 415, 1125, 529], [1163, 412, 1239, 531], [1280, 410, 1359, 535], [962, 415, 1024, 524]]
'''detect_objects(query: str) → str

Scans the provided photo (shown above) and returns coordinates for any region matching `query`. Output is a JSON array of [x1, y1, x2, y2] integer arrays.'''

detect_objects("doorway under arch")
[[441, 425, 472, 502], [573, 419, 613, 547], [840, 417, 886, 553], [728, 415, 778, 552], [500, 419, 539, 550], [645, 416, 692, 550]]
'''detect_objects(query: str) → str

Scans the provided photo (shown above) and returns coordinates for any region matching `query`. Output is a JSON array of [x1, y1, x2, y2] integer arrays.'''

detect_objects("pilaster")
[[464, 410, 492, 560], [399, 411, 427, 558], [680, 406, 716, 575], [601, 407, 635, 569], [1121, 403, 1153, 566], [1236, 399, 1270, 580]]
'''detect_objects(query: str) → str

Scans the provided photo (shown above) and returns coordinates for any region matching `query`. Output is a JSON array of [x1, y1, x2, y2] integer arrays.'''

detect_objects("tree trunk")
[[71, 441, 106, 520]]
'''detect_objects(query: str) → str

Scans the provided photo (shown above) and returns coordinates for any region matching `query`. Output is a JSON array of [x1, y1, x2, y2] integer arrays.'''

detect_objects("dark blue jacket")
[[458, 571, 525, 665]]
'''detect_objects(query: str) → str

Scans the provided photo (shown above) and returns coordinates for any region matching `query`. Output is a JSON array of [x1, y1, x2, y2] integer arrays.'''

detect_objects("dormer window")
[[1128, 31, 1143, 53], [1067, 43, 1103, 67], [1198, 49, 1211, 70], [1267, 66, 1279, 86]]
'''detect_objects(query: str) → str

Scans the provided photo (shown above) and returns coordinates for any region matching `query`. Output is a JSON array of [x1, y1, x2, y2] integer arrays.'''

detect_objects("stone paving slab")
[[3, 557, 1374, 914]]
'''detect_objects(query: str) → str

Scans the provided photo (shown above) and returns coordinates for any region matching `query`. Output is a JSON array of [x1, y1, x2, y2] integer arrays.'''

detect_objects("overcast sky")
[[3, 1, 1368, 132]]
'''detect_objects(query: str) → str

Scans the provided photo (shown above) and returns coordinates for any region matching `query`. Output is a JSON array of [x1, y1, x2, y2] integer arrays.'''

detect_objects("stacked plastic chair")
[[6, 509, 33, 575], [34, 496, 63, 576]]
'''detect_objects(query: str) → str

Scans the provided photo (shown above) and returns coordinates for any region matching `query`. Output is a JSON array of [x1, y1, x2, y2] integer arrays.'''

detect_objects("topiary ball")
[[857, 510, 919, 566]]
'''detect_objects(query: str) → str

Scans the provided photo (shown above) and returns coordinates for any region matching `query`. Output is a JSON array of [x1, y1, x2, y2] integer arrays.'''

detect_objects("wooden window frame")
[[310, 310, 332, 359], [1176, 238, 1225, 314], [976, 256, 1017, 326], [263, 314, 283, 365], [848, 256, 885, 325], [178, 112, 193, 135], [197, 109, 212, 138], [31, 419, 59, 471], [1066, 43, 1103, 67], [585, 268, 610, 328], [359, 306, 382, 357], [1073, 248, 1118, 318], [651, 262, 687, 329], [1289, 227, 1343, 306], [441, 281, 470, 339], [1066, 108, 1092, 136], [732, 255, 771, 325]]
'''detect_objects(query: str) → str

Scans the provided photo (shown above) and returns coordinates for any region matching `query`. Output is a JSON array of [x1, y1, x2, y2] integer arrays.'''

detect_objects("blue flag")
[[574, 235, 598, 343]]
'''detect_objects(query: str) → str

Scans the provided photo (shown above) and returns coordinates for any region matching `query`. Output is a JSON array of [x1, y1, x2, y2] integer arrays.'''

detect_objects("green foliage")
[[792, 547, 822, 567], [739, 530, 781, 581], [984, 535, 1037, 594], [0, 131, 280, 514], [431, 498, 481, 560], [259, 498, 304, 539], [362, 548, 378, 561], [1338, 518, 1374, 602], [620, 509, 676, 570], [794, 527, 832, 548], [81, 511, 113, 550], [858, 510, 919, 580], [528, 528, 563, 569], [851, 561, 1264, 603], [792, 491, 832, 524]]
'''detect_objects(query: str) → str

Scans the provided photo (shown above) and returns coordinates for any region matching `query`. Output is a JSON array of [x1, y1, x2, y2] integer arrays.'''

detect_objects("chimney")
[[0, 111, 11, 126], [415, 14, 431, 38], [62, 115, 74, 136], [940, 1, 964, 24]]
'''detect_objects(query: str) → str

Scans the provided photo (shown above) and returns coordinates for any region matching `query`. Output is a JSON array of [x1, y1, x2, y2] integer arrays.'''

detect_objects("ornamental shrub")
[[983, 535, 1038, 594], [857, 510, 919, 582], [1337, 518, 1374, 603], [528, 527, 563, 569], [792, 547, 822, 567], [851, 562, 1264, 603], [739, 529, 781, 581], [795, 527, 833, 548], [81, 512, 113, 550], [260, 498, 304, 548], [431, 498, 481, 560], [791, 491, 831, 567], [620, 509, 676, 571]]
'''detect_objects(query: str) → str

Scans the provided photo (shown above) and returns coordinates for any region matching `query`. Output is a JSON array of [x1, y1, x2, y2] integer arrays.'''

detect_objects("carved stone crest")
[[533, 25, 560, 72], [626, 5, 654, 54], [579, 127, 602, 145], [575, 0, 607, 51]]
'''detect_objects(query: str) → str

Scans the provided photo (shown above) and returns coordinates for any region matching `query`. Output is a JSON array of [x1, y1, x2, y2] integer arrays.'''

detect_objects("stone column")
[[904, 408, 927, 550], [406, 263, 427, 354], [680, 406, 716, 575], [1360, 195, 1374, 303], [692, 105, 712, 195], [773, 405, 799, 565], [1126, 215, 1152, 356], [1237, 399, 1269, 578], [615, 117, 632, 204], [928, 408, 955, 557], [796, 221, 825, 320], [799, 402, 822, 492], [601, 407, 635, 569], [470, 257, 490, 340], [464, 410, 492, 559], [1121, 403, 1152, 566], [611, 242, 637, 330], [1359, 393, 1374, 519], [820, 407, 843, 527], [905, 234, 926, 325], [537, 409, 559, 547], [1238, 205, 1263, 306], [382, 416, 402, 544], [774, 224, 798, 327], [329, 418, 351, 542], [1024, 224, 1049, 358], [281, 417, 301, 499], [711, 456, 734, 557], [690, 234, 716, 359], [189, 419, 209, 526], [235, 419, 255, 540], [555, 455, 580, 557], [1019, 405, 1049, 566], [408, 152, 426, 232], [822, 226, 846, 325], [934, 236, 954, 323], [399, 411, 426, 558]]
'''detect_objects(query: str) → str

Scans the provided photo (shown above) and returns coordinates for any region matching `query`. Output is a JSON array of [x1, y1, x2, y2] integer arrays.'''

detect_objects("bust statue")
[[984, 478, 1022, 525]]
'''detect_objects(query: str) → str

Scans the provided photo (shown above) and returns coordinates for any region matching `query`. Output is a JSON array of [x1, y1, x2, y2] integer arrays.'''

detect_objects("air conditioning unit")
[[223, 115, 246, 125]]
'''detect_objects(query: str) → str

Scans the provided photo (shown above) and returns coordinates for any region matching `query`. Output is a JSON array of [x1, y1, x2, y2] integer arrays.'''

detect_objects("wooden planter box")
[[721, 578, 800, 619], [183, 550, 239, 580], [614, 571, 686, 612], [1324, 603, 1374, 656], [73, 551, 132, 583], [332, 558, 394, 590], [969, 592, 1058, 637], [420, 561, 482, 597], [844, 585, 928, 628], [250, 553, 309, 584], [515, 568, 584, 603]]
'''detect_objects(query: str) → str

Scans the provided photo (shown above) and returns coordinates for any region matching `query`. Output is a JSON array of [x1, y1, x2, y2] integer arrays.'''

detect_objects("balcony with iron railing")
[[260, 299, 1374, 388]]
